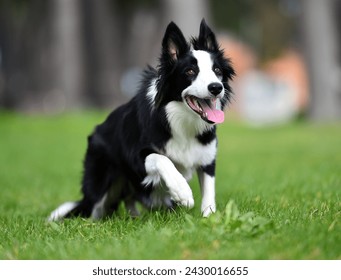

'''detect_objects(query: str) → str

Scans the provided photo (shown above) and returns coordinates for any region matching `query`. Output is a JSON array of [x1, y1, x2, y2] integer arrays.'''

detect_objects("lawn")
[[0, 111, 340, 259]]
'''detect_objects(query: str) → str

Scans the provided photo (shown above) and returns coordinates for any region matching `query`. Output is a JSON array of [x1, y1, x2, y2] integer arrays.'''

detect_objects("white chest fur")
[[165, 136, 216, 170], [164, 101, 217, 176]]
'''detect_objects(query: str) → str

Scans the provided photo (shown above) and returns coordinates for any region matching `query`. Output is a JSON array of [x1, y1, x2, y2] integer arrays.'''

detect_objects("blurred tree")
[[0, 0, 53, 111], [80, 0, 121, 107], [0, 0, 208, 112], [301, 0, 341, 120], [0, 0, 162, 111], [3, 0, 339, 121], [51, 0, 84, 110], [161, 0, 209, 38]]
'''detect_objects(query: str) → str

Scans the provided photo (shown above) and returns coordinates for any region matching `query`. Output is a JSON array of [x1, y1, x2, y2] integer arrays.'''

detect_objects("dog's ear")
[[192, 19, 219, 52], [161, 22, 189, 62], [155, 22, 189, 108]]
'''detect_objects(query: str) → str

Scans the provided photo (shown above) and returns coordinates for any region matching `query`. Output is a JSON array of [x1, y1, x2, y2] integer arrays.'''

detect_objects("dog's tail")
[[47, 199, 92, 222]]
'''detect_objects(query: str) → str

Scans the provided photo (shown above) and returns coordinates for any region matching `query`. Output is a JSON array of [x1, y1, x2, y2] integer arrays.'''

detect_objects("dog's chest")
[[163, 101, 217, 173], [164, 135, 217, 171]]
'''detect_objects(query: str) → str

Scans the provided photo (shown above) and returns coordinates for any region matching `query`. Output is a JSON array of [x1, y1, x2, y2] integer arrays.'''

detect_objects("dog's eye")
[[186, 69, 196, 76], [214, 67, 222, 76]]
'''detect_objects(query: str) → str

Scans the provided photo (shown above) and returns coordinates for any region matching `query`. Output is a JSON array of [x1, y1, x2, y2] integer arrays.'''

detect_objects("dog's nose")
[[208, 83, 223, 96]]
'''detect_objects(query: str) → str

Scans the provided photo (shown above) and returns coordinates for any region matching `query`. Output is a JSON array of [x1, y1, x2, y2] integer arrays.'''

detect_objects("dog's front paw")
[[201, 204, 216, 217], [145, 153, 195, 209], [178, 192, 195, 209], [168, 177, 194, 209]]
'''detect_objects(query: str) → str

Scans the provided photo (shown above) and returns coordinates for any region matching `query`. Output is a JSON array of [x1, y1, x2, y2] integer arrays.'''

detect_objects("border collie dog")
[[49, 19, 234, 221]]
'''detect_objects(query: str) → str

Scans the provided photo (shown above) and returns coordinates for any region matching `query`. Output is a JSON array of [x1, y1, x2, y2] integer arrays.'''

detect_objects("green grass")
[[0, 111, 340, 259]]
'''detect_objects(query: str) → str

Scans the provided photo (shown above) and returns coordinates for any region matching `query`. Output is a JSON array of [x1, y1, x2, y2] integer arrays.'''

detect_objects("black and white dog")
[[49, 19, 234, 221]]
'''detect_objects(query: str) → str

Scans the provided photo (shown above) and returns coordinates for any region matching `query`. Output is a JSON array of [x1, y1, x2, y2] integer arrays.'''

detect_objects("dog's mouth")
[[185, 95, 224, 124]]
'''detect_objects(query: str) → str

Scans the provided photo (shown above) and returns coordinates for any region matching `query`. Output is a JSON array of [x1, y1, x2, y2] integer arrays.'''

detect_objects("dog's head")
[[156, 19, 235, 125]]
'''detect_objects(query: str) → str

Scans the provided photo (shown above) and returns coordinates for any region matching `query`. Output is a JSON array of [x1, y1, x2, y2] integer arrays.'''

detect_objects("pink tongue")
[[200, 101, 225, 124]]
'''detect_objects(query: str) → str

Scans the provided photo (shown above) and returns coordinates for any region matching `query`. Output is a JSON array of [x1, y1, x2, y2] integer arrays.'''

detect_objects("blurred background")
[[0, 0, 340, 125]]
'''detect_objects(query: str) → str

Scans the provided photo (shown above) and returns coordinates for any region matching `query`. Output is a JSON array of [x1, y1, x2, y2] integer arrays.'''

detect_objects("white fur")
[[47, 201, 79, 221], [146, 79, 158, 107], [91, 193, 108, 220], [165, 124, 217, 168], [198, 170, 216, 217], [165, 101, 212, 137], [165, 101, 217, 170], [143, 153, 194, 208], [183, 50, 224, 100]]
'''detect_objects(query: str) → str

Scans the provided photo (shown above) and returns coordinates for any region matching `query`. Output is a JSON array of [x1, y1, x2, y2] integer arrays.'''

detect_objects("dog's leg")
[[91, 177, 126, 220], [143, 153, 194, 208], [198, 163, 216, 217], [124, 198, 140, 217]]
